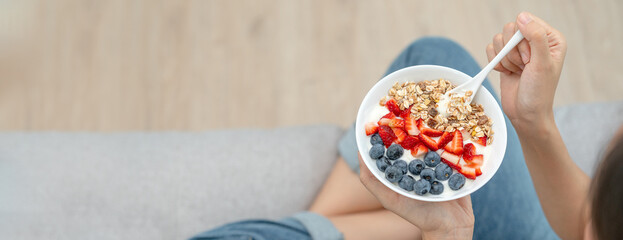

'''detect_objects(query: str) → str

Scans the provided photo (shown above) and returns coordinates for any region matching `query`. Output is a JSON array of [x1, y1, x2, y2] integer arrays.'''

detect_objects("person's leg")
[[381, 37, 559, 239], [189, 218, 313, 240], [308, 157, 422, 239], [328, 209, 421, 240], [309, 157, 383, 216], [383, 37, 497, 91], [190, 212, 345, 240]]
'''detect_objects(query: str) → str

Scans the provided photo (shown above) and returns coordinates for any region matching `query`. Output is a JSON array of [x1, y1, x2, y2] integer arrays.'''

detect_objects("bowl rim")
[[355, 65, 507, 202]]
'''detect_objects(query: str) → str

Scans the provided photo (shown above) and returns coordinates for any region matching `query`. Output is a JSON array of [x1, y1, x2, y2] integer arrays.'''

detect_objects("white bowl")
[[356, 65, 507, 202]]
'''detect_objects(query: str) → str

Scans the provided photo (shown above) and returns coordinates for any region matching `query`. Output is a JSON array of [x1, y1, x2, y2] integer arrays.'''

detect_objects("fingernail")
[[519, 12, 532, 25], [520, 51, 529, 64]]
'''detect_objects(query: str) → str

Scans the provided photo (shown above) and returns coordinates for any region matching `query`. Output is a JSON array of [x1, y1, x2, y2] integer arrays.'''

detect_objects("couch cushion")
[[554, 101, 623, 177], [0, 125, 344, 240]]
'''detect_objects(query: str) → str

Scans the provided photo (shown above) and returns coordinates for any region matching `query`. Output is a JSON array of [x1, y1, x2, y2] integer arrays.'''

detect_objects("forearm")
[[514, 117, 590, 240]]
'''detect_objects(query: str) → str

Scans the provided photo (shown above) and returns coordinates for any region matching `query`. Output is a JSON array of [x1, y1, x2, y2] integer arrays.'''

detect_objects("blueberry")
[[385, 165, 403, 183], [434, 163, 453, 181], [398, 175, 415, 191], [408, 159, 425, 175], [386, 143, 404, 160], [420, 168, 435, 183], [430, 181, 444, 195], [448, 173, 466, 190], [424, 151, 441, 167], [393, 160, 408, 174], [369, 144, 385, 159], [414, 179, 431, 195], [376, 156, 391, 172], [370, 133, 383, 145]]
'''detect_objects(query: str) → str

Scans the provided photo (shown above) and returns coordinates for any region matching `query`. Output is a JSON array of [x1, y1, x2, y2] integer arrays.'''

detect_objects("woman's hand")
[[486, 12, 567, 132], [358, 155, 474, 240]]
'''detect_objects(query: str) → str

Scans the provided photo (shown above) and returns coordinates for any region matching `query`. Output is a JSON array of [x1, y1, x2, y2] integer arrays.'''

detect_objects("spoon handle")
[[473, 30, 524, 84], [439, 31, 524, 115]]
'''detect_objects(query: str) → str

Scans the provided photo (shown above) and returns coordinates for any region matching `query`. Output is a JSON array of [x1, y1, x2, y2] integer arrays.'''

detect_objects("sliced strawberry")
[[378, 118, 392, 126], [400, 135, 420, 149], [441, 151, 461, 168], [365, 122, 379, 136], [385, 99, 402, 116], [462, 143, 476, 162], [465, 161, 482, 167], [460, 153, 483, 179], [461, 129, 471, 141], [421, 128, 444, 137], [442, 159, 462, 172], [392, 127, 407, 143], [388, 118, 405, 129], [381, 112, 396, 119], [459, 166, 478, 180], [378, 113, 395, 126], [405, 117, 421, 136], [399, 105, 412, 119], [470, 155, 484, 166], [443, 130, 464, 155], [417, 119, 424, 131], [410, 143, 428, 157], [418, 134, 439, 151], [475, 136, 487, 146], [378, 125, 396, 147], [437, 131, 454, 148]]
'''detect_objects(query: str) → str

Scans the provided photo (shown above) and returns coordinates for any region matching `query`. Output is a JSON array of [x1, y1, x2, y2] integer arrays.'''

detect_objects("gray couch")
[[1, 102, 622, 240]]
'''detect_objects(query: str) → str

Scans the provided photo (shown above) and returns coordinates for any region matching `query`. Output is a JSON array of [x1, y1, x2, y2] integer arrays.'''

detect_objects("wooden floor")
[[1, 1, 621, 131]]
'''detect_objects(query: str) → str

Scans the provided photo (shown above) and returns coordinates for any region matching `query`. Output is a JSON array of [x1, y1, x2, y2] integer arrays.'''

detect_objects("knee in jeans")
[[407, 37, 465, 54]]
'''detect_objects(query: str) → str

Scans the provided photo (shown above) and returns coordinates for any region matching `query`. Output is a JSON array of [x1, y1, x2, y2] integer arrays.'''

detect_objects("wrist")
[[422, 226, 474, 240], [510, 110, 556, 137], [513, 117, 562, 152]]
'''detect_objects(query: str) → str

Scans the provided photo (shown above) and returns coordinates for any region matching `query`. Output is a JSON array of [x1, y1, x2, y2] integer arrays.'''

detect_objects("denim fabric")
[[339, 37, 560, 239], [291, 212, 344, 240], [189, 218, 310, 240], [189, 212, 343, 240], [338, 123, 359, 174]]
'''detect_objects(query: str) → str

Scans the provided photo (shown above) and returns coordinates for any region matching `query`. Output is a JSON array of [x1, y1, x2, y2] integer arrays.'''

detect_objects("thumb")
[[516, 12, 551, 65]]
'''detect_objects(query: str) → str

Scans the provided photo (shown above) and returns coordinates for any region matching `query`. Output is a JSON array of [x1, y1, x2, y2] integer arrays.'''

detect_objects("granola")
[[383, 79, 494, 143]]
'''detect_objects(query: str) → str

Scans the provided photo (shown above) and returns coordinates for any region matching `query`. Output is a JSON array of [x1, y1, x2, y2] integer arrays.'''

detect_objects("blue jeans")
[[191, 37, 560, 240], [190, 212, 343, 240]]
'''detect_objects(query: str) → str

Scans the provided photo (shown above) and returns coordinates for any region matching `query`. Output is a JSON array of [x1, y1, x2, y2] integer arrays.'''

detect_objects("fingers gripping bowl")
[[356, 65, 507, 202]]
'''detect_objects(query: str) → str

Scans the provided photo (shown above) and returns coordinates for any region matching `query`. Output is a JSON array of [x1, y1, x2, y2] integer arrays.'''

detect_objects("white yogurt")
[[436, 96, 451, 117]]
